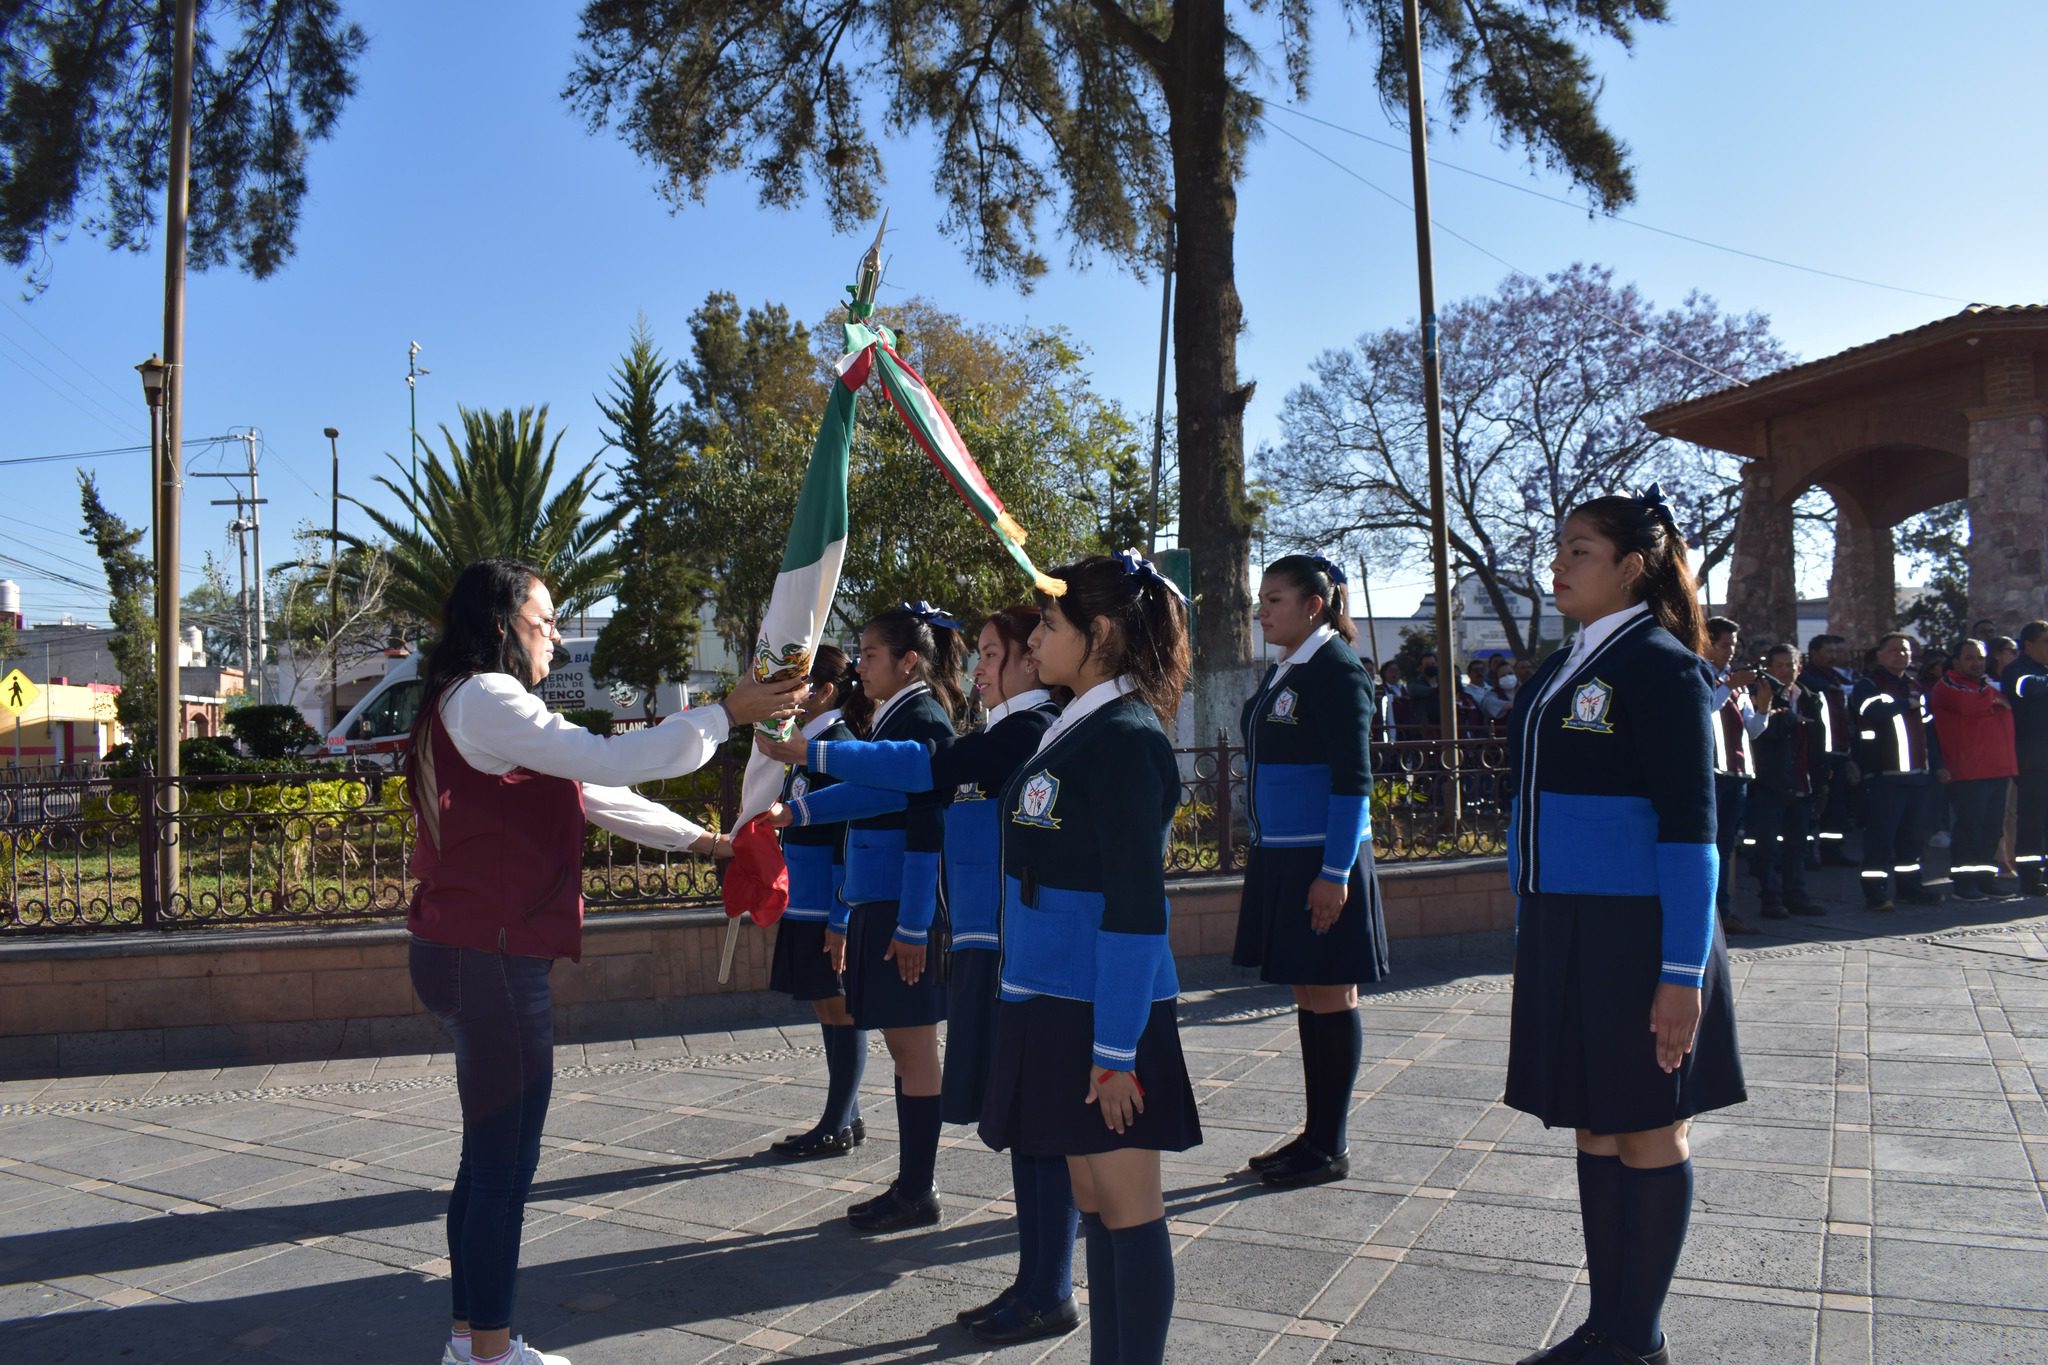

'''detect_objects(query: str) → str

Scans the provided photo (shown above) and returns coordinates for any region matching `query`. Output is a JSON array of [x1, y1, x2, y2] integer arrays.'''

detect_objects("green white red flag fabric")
[[732, 327, 865, 828], [849, 320, 1065, 597]]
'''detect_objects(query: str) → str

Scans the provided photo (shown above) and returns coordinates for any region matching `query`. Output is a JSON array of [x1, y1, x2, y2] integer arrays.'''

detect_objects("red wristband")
[[1097, 1068, 1145, 1096]]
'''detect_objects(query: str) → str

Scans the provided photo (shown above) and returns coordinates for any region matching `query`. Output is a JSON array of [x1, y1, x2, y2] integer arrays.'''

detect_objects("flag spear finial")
[[849, 209, 889, 317]]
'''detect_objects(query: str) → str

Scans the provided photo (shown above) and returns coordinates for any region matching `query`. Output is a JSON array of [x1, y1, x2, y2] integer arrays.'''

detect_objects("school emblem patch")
[[955, 781, 987, 803], [1012, 770, 1063, 829], [1268, 687, 1301, 724], [790, 773, 810, 800], [1562, 678, 1616, 734]]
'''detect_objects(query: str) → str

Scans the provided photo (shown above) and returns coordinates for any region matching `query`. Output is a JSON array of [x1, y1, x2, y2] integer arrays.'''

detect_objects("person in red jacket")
[[404, 558, 802, 1365], [1929, 638, 2017, 902]]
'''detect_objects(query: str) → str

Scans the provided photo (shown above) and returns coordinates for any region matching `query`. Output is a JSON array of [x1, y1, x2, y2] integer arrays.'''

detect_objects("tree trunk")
[[1166, 1, 1256, 738]]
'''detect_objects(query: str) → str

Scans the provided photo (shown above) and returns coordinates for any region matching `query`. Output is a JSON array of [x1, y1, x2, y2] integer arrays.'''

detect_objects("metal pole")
[[246, 431, 266, 705], [1357, 553, 1379, 665], [1147, 220, 1176, 555], [1401, 0, 1460, 819], [157, 0, 197, 907], [235, 505, 252, 682], [326, 427, 340, 729], [407, 342, 424, 540]]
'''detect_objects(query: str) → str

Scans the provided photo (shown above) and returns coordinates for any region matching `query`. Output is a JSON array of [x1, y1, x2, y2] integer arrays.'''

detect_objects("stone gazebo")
[[1644, 305, 2048, 651]]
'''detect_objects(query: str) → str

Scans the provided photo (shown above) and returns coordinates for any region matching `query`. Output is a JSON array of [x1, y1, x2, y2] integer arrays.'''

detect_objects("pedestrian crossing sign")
[[0, 669, 38, 717]]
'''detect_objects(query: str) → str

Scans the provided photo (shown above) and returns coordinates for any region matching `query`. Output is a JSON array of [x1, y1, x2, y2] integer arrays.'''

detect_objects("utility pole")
[[197, 447, 269, 703], [1146, 219, 1176, 555], [1401, 0, 1460, 821], [406, 342, 428, 537], [156, 0, 198, 906], [325, 427, 341, 729], [245, 431, 265, 704]]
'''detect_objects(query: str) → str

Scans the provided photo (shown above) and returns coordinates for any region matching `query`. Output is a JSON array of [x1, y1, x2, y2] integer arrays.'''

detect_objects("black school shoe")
[[1902, 885, 1945, 905], [956, 1287, 1022, 1326], [771, 1117, 865, 1160], [1784, 891, 1826, 916], [1517, 1323, 1601, 1365], [1248, 1134, 1307, 1173], [968, 1297, 1081, 1344], [848, 1185, 941, 1233], [1259, 1143, 1349, 1188], [1585, 1336, 1670, 1365]]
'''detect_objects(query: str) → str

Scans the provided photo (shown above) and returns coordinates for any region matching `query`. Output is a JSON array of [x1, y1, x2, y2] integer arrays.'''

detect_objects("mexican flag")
[[732, 326, 870, 828], [859, 323, 1065, 597]]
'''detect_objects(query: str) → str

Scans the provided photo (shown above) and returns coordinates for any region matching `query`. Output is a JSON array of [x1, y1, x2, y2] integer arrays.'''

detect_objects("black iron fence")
[[0, 738, 1506, 935]]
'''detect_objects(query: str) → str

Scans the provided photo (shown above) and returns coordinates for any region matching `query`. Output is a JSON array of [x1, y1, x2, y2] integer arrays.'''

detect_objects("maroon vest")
[[408, 695, 588, 960]]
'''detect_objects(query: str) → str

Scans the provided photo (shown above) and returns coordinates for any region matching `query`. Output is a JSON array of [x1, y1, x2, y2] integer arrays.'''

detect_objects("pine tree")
[[77, 473, 158, 754], [592, 320, 705, 717]]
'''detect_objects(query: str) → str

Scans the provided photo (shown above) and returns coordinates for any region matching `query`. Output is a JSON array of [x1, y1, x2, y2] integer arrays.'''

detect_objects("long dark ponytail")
[[864, 604, 968, 728], [1565, 492, 1708, 656], [1264, 553, 1358, 643], [1034, 551, 1191, 725]]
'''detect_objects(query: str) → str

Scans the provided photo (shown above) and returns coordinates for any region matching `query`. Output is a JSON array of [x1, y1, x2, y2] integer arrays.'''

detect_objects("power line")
[[0, 435, 232, 468], [1257, 114, 1755, 388], [1265, 103, 1973, 306], [0, 298, 139, 411], [0, 346, 136, 443]]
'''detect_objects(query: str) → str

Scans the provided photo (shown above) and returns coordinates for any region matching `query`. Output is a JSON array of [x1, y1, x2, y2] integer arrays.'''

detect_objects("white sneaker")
[[446, 1339, 569, 1365]]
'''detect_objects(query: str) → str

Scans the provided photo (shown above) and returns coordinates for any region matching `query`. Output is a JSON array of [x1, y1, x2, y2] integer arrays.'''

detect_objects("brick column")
[[1726, 460, 1796, 643], [1827, 506, 1897, 657], [1966, 352, 2047, 630]]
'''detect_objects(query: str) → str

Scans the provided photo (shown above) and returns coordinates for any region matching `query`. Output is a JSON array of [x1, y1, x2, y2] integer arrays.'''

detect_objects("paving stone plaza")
[[3, 880, 2045, 1364]]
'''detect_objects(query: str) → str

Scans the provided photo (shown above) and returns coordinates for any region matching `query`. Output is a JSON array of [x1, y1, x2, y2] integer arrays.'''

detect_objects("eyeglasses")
[[522, 612, 560, 635]]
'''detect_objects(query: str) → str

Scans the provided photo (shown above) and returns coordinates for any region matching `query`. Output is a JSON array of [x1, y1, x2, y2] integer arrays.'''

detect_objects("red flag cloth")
[[721, 814, 789, 925]]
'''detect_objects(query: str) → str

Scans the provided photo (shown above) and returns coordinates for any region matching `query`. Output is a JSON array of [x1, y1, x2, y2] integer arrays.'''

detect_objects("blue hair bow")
[[1311, 554, 1349, 587], [1116, 548, 1186, 600], [1636, 483, 1674, 521], [900, 599, 962, 631]]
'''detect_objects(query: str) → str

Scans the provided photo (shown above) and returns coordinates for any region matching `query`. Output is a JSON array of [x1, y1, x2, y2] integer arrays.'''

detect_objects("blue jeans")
[[409, 937, 555, 1333], [1713, 776, 1748, 916]]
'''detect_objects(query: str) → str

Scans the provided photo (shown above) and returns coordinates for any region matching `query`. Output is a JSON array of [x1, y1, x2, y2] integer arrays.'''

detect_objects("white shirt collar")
[[987, 688, 1053, 727], [1272, 622, 1338, 670], [869, 681, 932, 734], [1031, 676, 1137, 758], [1537, 601, 1650, 707], [800, 708, 843, 741]]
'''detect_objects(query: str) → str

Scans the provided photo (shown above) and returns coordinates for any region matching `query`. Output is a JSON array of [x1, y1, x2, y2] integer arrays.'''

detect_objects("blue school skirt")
[[1232, 843, 1392, 986], [769, 918, 843, 1003], [1504, 892, 1747, 1135], [942, 946, 999, 1126], [979, 996, 1202, 1156], [843, 900, 945, 1031]]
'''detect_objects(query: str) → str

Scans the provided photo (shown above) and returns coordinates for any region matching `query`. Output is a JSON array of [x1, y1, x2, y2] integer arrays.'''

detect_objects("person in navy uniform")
[[1799, 634, 1855, 865], [1745, 644, 1828, 919], [1506, 491, 1745, 1365], [767, 607, 1080, 1344], [979, 551, 1202, 1365], [772, 603, 964, 1231], [1850, 633, 1942, 910], [2003, 621, 2048, 896], [765, 644, 869, 1160], [1231, 554, 1390, 1188], [1702, 618, 1765, 936]]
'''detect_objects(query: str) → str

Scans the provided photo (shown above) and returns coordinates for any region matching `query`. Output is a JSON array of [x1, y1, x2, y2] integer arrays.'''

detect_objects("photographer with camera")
[[1747, 644, 1829, 918]]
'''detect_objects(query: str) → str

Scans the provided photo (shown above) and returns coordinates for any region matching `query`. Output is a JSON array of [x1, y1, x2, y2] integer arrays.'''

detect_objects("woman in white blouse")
[[405, 558, 801, 1365]]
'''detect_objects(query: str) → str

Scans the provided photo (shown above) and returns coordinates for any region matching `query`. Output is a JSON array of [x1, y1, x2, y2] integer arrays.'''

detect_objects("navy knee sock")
[[1612, 1158, 1693, 1355], [1293, 1008, 1319, 1143], [1575, 1151, 1625, 1335], [820, 1023, 865, 1132], [1080, 1211, 1119, 1365], [1109, 1216, 1175, 1365], [895, 1079, 943, 1198], [1019, 1155, 1077, 1309], [1009, 1151, 1040, 1299], [1306, 1009, 1362, 1155]]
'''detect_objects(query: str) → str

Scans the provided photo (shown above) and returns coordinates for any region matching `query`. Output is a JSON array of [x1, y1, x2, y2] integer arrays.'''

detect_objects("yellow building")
[[0, 680, 123, 769]]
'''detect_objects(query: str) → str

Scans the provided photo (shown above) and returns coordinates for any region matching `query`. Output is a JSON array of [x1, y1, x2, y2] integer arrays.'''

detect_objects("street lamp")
[[324, 426, 341, 728], [137, 356, 168, 605]]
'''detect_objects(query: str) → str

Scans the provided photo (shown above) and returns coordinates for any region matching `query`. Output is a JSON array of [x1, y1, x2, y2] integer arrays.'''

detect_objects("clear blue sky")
[[5, 0, 2044, 631]]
